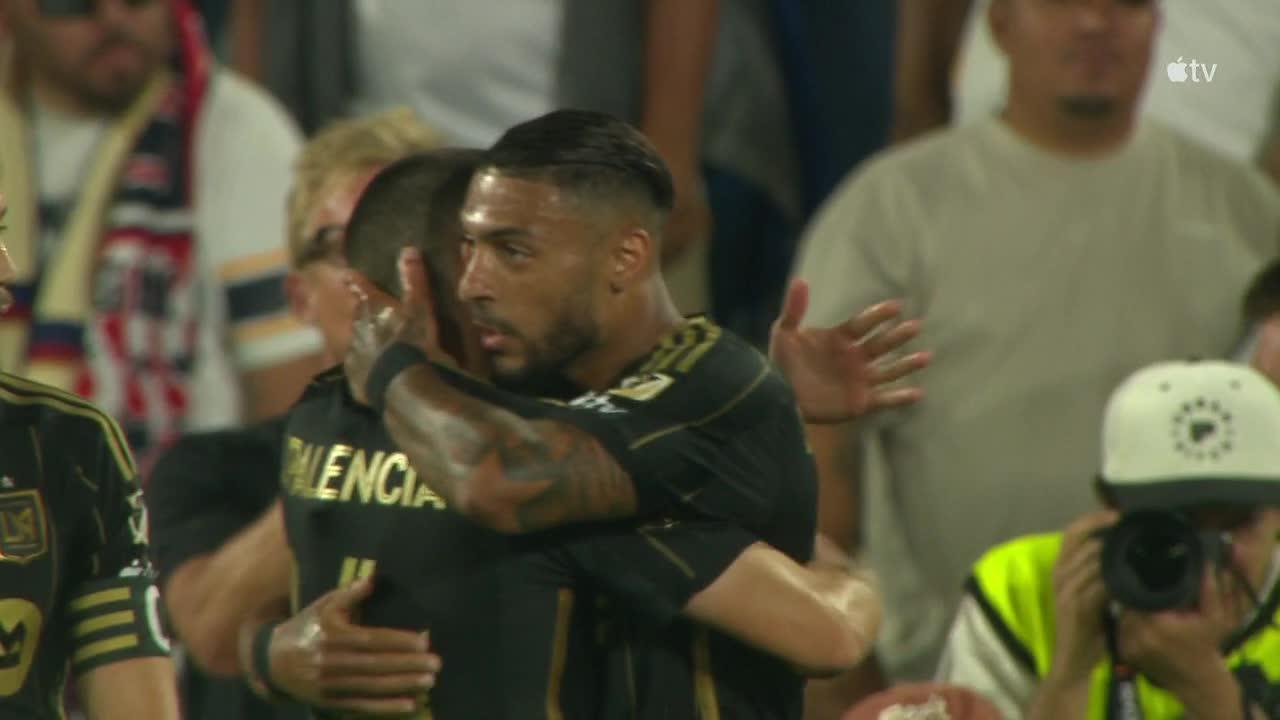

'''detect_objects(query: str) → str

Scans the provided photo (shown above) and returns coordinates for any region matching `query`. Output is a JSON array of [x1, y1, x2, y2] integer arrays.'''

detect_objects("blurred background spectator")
[[893, 0, 1280, 179], [0, 0, 322, 472], [792, 0, 1280, 699]]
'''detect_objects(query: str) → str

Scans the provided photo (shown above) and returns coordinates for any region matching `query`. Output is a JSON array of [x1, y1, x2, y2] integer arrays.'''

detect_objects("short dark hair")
[[344, 149, 482, 359], [1242, 259, 1280, 326], [344, 148, 481, 297], [484, 109, 675, 217]]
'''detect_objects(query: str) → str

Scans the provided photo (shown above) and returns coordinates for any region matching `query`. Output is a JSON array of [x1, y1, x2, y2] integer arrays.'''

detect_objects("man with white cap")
[[936, 359, 1280, 720]]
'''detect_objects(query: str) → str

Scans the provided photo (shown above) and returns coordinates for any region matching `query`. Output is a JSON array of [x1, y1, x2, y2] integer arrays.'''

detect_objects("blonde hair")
[[285, 107, 443, 265]]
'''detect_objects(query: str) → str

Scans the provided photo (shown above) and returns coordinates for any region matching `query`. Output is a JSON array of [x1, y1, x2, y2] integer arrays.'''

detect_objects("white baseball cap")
[[1099, 359, 1280, 509]]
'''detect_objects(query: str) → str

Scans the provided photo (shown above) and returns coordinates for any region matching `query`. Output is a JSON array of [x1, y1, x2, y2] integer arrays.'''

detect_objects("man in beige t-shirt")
[[793, 0, 1280, 690]]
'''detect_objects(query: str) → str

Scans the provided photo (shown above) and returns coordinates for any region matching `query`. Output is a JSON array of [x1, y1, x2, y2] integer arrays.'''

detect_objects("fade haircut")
[[483, 109, 675, 229], [344, 149, 483, 360], [286, 108, 441, 265]]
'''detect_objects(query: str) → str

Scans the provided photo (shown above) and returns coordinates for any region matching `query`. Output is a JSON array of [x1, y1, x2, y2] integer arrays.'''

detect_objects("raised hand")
[[344, 247, 446, 405], [768, 279, 930, 424]]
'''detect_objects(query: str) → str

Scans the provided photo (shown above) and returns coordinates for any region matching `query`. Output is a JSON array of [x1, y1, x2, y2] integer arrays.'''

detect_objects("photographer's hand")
[[1117, 569, 1246, 720], [1051, 510, 1117, 677], [1027, 511, 1117, 720]]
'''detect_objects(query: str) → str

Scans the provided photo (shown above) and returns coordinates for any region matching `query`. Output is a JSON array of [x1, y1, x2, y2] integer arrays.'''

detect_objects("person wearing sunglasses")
[[0, 0, 321, 471]]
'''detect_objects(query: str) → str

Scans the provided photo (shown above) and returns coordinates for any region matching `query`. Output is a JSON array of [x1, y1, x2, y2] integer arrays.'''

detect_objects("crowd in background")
[[2, 0, 1280, 718]]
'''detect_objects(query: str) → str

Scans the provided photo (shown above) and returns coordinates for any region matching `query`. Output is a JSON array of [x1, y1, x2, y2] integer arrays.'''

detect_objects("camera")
[[1099, 510, 1231, 611]]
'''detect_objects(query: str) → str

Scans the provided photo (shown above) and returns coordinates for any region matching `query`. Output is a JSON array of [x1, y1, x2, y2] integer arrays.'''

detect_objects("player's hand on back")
[[768, 279, 930, 424], [263, 576, 440, 715], [345, 247, 446, 405]]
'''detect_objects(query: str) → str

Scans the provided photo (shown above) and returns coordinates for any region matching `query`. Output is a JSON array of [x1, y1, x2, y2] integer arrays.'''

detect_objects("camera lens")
[[1101, 510, 1205, 611], [1123, 524, 1192, 592]]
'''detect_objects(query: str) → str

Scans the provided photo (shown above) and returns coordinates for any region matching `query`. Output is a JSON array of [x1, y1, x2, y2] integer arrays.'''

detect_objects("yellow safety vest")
[[968, 533, 1280, 719]]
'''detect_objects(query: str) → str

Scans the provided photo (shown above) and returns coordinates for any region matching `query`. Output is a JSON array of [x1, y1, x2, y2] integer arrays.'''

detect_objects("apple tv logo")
[[1166, 56, 1218, 83]]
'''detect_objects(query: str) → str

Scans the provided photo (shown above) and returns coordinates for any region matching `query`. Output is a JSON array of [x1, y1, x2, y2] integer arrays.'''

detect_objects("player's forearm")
[[383, 364, 637, 533], [684, 541, 878, 677], [165, 504, 291, 675], [809, 424, 863, 552], [78, 658, 181, 720]]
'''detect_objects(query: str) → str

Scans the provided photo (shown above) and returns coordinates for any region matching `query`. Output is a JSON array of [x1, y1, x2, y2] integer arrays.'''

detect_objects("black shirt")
[[147, 417, 309, 720], [435, 316, 819, 719], [0, 372, 171, 719], [282, 369, 600, 719]]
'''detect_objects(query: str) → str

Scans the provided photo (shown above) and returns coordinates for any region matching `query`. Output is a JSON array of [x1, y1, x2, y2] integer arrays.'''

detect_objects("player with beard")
[[254, 142, 919, 717], [341, 110, 928, 718]]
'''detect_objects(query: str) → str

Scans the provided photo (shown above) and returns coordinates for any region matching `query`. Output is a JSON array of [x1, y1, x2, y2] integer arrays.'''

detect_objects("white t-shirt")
[[952, 0, 1280, 162], [349, 0, 561, 148], [792, 118, 1280, 680], [33, 70, 320, 440]]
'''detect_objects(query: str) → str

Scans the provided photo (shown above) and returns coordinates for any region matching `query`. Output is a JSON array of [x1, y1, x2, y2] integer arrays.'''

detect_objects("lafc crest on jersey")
[[0, 491, 47, 564]]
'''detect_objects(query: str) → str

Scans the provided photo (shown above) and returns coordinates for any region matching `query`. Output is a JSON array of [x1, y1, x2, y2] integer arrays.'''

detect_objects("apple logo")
[[1166, 57, 1189, 83]]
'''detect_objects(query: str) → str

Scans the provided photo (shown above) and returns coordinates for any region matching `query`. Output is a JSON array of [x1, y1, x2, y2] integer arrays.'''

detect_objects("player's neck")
[[566, 281, 682, 391]]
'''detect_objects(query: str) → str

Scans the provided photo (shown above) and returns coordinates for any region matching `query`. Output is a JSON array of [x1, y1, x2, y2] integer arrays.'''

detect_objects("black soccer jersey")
[[281, 368, 604, 720], [558, 317, 819, 720], [0, 373, 171, 719], [434, 316, 820, 719]]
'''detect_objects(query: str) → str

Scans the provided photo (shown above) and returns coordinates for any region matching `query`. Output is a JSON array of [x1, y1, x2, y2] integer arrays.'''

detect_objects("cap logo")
[[1171, 396, 1234, 461]]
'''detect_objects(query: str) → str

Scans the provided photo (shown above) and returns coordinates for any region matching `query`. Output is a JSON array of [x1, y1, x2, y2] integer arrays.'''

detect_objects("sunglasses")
[[37, 0, 154, 17], [294, 224, 347, 268]]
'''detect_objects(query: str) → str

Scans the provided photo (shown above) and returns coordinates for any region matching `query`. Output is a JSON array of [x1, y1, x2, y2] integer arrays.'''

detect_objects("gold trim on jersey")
[[72, 610, 134, 638], [68, 587, 131, 613], [0, 375, 136, 482], [629, 356, 772, 450], [638, 530, 695, 579], [72, 634, 139, 665], [692, 628, 721, 720], [545, 589, 574, 720], [638, 317, 721, 376]]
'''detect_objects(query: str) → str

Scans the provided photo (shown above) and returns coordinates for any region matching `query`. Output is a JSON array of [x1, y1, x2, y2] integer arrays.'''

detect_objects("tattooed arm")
[[381, 363, 639, 534]]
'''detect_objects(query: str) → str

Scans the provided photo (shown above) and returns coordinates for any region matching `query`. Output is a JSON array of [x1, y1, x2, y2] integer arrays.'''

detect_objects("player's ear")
[[608, 227, 654, 293]]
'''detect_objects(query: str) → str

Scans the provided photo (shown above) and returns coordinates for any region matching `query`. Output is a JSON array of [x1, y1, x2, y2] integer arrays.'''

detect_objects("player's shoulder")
[[0, 373, 133, 467], [614, 317, 795, 422]]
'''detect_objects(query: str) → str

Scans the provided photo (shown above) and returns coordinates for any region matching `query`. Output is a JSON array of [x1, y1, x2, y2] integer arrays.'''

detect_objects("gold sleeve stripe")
[[692, 628, 721, 720], [544, 589, 574, 720], [69, 587, 131, 613], [73, 634, 139, 665], [675, 324, 721, 373], [630, 357, 771, 450], [73, 610, 135, 638], [0, 383, 136, 480], [639, 531, 695, 579]]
